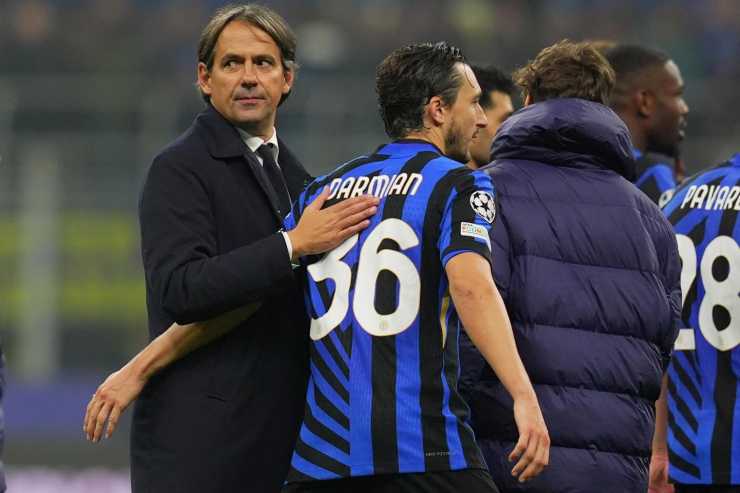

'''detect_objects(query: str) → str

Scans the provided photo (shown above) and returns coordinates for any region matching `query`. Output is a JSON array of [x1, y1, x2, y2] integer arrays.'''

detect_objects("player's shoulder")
[[302, 153, 377, 197], [422, 156, 490, 183], [673, 155, 740, 196], [663, 155, 740, 224]]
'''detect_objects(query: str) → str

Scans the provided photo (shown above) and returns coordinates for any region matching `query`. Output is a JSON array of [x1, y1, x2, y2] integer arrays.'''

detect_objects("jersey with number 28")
[[283, 140, 494, 482], [662, 153, 740, 485]]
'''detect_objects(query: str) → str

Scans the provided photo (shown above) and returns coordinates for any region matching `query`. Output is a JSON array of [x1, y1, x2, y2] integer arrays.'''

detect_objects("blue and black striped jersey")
[[663, 152, 740, 485], [633, 148, 677, 207], [283, 140, 494, 481]]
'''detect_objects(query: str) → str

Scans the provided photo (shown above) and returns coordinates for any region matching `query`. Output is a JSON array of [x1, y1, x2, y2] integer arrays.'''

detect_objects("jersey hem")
[[286, 460, 489, 483]]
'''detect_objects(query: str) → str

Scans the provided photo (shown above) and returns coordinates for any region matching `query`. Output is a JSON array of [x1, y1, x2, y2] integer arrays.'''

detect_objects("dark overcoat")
[[131, 104, 311, 493]]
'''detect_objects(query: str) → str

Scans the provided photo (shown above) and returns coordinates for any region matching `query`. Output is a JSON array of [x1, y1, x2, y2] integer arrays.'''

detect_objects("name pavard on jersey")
[[662, 153, 740, 486]]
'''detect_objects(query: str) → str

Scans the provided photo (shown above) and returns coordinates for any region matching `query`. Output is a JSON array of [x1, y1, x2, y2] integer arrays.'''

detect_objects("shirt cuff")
[[282, 231, 301, 269], [281, 231, 293, 260]]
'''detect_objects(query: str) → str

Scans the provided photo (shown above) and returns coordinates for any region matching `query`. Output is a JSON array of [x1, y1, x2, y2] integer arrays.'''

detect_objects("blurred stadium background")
[[0, 0, 738, 491]]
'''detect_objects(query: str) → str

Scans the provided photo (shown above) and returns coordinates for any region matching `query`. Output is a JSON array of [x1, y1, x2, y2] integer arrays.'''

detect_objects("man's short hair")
[[604, 44, 670, 81], [587, 39, 617, 54], [470, 65, 515, 109], [376, 42, 466, 140], [514, 40, 615, 105], [603, 44, 670, 109], [197, 4, 297, 104]]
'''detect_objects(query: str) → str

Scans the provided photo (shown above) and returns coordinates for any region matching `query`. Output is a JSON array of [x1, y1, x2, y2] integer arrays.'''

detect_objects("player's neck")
[[620, 114, 647, 154], [402, 130, 446, 156]]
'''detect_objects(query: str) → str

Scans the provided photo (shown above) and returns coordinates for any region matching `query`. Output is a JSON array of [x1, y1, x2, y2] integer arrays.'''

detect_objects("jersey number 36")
[[308, 218, 421, 341]]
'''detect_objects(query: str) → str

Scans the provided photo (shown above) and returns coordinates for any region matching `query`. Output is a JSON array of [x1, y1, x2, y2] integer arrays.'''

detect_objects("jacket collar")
[[194, 104, 312, 221], [196, 103, 250, 159], [492, 98, 637, 181]]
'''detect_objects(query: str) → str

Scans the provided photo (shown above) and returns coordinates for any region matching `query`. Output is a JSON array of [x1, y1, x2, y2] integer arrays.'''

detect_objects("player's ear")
[[427, 95, 446, 127], [636, 89, 654, 118]]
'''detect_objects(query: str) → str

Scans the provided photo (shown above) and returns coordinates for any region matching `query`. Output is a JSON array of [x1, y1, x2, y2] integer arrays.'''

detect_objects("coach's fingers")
[[105, 405, 123, 439], [304, 186, 331, 212], [83, 396, 95, 436], [92, 401, 113, 443], [327, 193, 378, 212], [84, 395, 104, 440], [336, 206, 377, 230], [338, 220, 371, 240]]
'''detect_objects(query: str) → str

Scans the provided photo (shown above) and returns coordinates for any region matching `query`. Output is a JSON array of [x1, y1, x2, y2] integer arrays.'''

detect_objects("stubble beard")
[[444, 120, 470, 164]]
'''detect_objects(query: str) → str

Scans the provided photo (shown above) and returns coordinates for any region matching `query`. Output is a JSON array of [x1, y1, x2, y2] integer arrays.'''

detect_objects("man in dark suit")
[[83, 5, 378, 492]]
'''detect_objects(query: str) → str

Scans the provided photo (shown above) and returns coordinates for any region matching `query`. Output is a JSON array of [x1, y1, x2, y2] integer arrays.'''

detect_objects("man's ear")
[[635, 89, 655, 118], [197, 62, 212, 97], [427, 95, 446, 127], [524, 93, 533, 107], [282, 65, 294, 95]]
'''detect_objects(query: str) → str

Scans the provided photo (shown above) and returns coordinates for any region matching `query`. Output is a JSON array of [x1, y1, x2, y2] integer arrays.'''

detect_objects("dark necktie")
[[257, 144, 291, 216]]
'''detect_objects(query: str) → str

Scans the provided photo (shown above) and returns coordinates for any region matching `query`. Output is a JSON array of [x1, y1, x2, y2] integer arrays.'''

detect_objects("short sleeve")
[[438, 169, 496, 267]]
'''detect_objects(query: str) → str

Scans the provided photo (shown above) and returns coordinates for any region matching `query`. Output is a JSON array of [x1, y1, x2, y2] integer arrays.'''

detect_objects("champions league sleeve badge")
[[470, 191, 495, 224]]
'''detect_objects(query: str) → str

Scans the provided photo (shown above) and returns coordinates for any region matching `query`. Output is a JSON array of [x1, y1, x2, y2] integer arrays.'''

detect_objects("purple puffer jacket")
[[460, 98, 681, 493]]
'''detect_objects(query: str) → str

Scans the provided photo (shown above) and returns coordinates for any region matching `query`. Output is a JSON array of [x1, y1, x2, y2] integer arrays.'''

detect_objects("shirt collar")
[[237, 127, 280, 162], [376, 139, 444, 157]]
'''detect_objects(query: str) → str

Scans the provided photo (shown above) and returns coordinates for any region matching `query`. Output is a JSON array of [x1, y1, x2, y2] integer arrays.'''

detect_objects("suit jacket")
[[131, 104, 311, 493]]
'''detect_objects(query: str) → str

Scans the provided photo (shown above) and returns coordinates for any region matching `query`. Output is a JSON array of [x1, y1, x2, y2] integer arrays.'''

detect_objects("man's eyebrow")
[[221, 53, 244, 61]]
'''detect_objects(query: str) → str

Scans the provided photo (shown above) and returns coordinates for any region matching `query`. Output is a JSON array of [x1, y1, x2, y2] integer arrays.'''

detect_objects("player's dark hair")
[[514, 39, 615, 105], [604, 44, 670, 81], [376, 42, 467, 140], [470, 65, 515, 109], [603, 44, 671, 110], [197, 4, 297, 105]]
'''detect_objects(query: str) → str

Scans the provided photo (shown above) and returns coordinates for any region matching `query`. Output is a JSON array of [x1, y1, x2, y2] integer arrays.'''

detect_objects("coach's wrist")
[[286, 230, 305, 261]]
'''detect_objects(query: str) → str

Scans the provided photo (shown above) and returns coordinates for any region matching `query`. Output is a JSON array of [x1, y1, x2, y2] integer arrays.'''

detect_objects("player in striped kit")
[[282, 42, 549, 493], [651, 153, 740, 492]]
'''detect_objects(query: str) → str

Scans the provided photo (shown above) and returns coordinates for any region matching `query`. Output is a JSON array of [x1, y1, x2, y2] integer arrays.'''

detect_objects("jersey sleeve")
[[283, 192, 303, 232], [635, 163, 677, 206], [437, 169, 496, 267]]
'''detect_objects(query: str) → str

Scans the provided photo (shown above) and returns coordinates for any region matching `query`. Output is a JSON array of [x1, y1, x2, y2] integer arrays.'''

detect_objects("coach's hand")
[[288, 187, 378, 261], [509, 393, 550, 482], [84, 363, 145, 442]]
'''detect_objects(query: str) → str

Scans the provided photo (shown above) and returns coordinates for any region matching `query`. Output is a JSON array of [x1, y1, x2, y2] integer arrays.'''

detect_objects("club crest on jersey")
[[470, 191, 495, 223]]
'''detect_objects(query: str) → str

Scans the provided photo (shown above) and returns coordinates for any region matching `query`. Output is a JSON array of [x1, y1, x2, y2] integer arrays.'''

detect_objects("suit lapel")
[[196, 105, 312, 223]]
